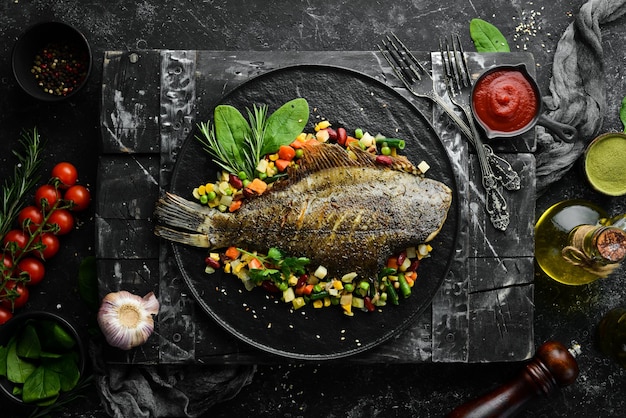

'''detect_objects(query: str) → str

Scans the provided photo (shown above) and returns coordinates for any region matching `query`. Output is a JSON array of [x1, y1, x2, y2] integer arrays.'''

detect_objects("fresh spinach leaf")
[[17, 324, 41, 360], [262, 98, 309, 155], [22, 365, 61, 404], [38, 320, 76, 351], [6, 337, 36, 384], [44, 354, 80, 392], [470, 18, 510, 52], [214, 105, 251, 167]]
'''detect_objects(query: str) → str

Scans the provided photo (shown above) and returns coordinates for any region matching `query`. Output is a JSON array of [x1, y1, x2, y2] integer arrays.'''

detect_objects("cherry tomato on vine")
[[1, 281, 29, 310], [1, 253, 13, 270], [51, 162, 78, 189], [47, 209, 75, 235], [64, 185, 91, 211], [17, 257, 45, 286], [18, 205, 44, 232], [0, 306, 12, 324], [3, 229, 29, 253], [35, 233, 60, 259], [35, 184, 61, 209]]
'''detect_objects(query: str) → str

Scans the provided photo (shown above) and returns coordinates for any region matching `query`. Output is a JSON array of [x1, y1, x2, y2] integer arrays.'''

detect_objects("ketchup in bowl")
[[471, 65, 539, 138]]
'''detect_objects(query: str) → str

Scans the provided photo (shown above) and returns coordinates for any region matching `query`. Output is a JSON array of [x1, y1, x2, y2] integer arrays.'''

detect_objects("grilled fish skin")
[[154, 143, 452, 278]]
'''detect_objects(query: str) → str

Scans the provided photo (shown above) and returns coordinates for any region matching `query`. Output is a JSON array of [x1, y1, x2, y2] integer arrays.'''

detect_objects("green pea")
[[206, 191, 217, 201], [200, 194, 209, 204], [381, 146, 391, 156]]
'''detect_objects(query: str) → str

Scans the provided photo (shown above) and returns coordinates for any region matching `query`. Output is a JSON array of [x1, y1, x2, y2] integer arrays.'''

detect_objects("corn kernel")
[[296, 132, 307, 142], [332, 280, 344, 290], [209, 252, 220, 261], [205, 183, 215, 192], [224, 263, 231, 274], [323, 297, 331, 307], [292, 296, 306, 310], [269, 153, 279, 161], [313, 299, 324, 309], [314, 120, 331, 131], [288, 275, 298, 286]]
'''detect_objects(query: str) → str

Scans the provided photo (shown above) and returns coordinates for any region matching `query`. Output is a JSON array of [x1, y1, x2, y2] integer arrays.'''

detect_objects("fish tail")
[[154, 192, 214, 233], [154, 226, 210, 247]]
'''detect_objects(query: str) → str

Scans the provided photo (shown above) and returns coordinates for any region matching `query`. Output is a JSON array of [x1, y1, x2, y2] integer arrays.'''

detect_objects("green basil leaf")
[[619, 97, 626, 133], [470, 18, 510, 52], [6, 337, 36, 384], [22, 365, 61, 404], [17, 324, 41, 360], [214, 105, 251, 166], [262, 98, 309, 155]]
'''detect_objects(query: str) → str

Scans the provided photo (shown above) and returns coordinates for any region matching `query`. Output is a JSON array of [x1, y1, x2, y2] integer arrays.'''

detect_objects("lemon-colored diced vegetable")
[[341, 272, 358, 283], [399, 256, 412, 272], [256, 159, 269, 173], [314, 120, 331, 131], [316, 129, 330, 142], [205, 266, 216, 274], [292, 296, 306, 310], [209, 252, 220, 261], [219, 195, 233, 207], [314, 265, 327, 279], [283, 287, 295, 303], [352, 296, 365, 310], [359, 132, 375, 147], [288, 275, 298, 286], [405, 246, 417, 259]]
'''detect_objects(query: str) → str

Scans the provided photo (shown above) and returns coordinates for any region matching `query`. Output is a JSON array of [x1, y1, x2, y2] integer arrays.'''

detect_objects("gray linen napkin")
[[536, 0, 626, 194], [92, 341, 255, 418]]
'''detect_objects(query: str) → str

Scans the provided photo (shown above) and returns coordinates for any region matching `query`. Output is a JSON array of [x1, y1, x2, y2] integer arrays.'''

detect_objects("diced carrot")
[[303, 284, 314, 295], [228, 199, 243, 213], [246, 178, 268, 195], [275, 159, 291, 172], [224, 246, 241, 260], [278, 145, 296, 161], [248, 257, 263, 270], [386, 256, 399, 269], [290, 139, 305, 149], [345, 136, 359, 147]]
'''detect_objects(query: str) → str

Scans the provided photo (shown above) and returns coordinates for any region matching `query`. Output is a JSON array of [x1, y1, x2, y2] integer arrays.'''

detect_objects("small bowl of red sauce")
[[471, 64, 577, 143], [12, 21, 92, 102]]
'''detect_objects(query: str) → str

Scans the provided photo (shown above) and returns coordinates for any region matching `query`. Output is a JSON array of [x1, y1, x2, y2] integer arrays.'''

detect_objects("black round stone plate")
[[169, 64, 459, 360]]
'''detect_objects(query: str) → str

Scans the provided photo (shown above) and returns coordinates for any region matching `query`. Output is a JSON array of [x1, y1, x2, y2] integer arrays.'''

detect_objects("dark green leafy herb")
[[0, 128, 44, 239], [469, 18, 510, 52], [196, 98, 309, 180], [241, 247, 310, 285]]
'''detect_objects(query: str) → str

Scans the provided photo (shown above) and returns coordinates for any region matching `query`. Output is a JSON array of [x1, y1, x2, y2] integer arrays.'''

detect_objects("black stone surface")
[[1, 1, 625, 417]]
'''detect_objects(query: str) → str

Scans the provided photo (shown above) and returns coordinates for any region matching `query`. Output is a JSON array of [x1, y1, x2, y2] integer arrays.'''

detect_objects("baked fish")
[[154, 143, 452, 278]]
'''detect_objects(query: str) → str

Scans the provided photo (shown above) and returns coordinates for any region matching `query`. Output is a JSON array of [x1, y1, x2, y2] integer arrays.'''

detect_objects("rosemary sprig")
[[0, 128, 45, 239]]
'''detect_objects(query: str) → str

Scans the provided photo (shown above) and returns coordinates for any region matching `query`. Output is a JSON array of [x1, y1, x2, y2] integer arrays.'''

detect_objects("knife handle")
[[446, 341, 579, 418]]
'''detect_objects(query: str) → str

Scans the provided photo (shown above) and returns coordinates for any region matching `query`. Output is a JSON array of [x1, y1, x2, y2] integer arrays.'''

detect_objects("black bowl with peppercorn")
[[12, 22, 92, 101]]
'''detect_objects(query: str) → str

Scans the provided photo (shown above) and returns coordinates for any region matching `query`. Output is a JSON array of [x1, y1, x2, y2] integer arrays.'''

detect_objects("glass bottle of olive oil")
[[535, 200, 626, 285]]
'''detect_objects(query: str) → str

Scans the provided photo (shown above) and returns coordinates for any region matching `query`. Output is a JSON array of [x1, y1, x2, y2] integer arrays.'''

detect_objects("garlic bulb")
[[97, 290, 159, 350]]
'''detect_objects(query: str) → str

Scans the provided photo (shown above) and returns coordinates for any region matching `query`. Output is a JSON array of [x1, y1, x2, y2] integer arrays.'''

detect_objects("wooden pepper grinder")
[[447, 341, 580, 418]]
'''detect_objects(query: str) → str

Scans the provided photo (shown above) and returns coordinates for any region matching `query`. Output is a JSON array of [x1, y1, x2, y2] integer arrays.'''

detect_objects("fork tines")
[[439, 34, 471, 95], [378, 32, 430, 86]]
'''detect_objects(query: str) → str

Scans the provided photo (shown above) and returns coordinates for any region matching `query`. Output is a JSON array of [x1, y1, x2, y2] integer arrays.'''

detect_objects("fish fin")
[[287, 143, 419, 184], [154, 225, 210, 248]]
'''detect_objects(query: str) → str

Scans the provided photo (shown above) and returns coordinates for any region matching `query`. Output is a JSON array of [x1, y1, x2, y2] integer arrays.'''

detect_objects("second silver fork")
[[439, 34, 510, 231]]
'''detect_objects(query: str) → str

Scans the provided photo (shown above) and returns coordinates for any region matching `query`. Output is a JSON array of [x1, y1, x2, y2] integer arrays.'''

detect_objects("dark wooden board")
[[97, 50, 535, 364]]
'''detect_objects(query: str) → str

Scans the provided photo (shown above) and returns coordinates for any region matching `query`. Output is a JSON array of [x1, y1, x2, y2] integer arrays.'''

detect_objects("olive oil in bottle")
[[535, 200, 626, 285]]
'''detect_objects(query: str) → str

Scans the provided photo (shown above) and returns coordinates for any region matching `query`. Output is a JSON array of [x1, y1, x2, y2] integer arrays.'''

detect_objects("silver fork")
[[378, 33, 510, 231], [378, 33, 519, 193], [438, 34, 510, 231]]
